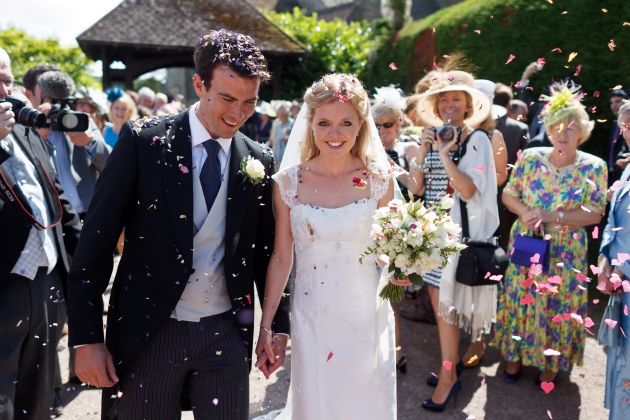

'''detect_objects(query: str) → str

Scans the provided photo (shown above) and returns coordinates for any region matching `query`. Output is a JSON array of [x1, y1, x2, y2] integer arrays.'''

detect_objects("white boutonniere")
[[240, 156, 266, 187]]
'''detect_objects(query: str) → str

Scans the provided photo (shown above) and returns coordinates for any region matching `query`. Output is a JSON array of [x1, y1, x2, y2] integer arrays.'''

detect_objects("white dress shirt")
[[1, 135, 58, 279]]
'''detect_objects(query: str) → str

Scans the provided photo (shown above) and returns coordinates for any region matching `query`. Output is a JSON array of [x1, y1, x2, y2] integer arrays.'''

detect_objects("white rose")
[[390, 218, 403, 230], [245, 158, 266, 180], [394, 253, 408, 268], [424, 221, 437, 234], [441, 196, 455, 210]]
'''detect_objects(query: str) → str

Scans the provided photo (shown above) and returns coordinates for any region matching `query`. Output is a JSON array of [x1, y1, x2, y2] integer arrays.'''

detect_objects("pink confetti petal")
[[623, 280, 630, 293], [604, 319, 618, 329], [593, 299, 600, 304], [474, 165, 486, 172], [563, 313, 571, 321], [590, 265, 601, 275], [506, 54, 516, 64], [597, 282, 607, 291], [624, 304, 628, 316], [552, 315, 563, 323], [547, 409, 553, 419], [212, 398, 219, 406], [389, 62, 398, 70], [592, 226, 599, 239], [480, 378, 486, 387], [179, 166, 189, 173], [611, 180, 624, 191], [530, 253, 540, 263], [541, 381, 555, 394], [585, 317, 594, 328], [327, 351, 334, 362], [618, 252, 630, 263], [577, 274, 590, 282], [443, 361, 453, 370], [521, 294, 534, 305], [548, 275, 562, 284], [570, 314, 583, 324]]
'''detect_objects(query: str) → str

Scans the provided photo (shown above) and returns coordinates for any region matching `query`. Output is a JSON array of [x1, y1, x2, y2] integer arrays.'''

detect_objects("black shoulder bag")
[[452, 129, 509, 286]]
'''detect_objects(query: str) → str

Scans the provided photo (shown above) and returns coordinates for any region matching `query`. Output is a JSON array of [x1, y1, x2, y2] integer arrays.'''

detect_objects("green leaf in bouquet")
[[408, 273, 425, 286]]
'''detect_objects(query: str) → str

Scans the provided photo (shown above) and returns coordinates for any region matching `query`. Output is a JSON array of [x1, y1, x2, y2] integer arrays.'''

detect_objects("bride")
[[255, 74, 399, 419]]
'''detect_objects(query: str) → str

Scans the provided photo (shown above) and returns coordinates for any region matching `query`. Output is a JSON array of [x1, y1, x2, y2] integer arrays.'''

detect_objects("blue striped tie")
[[199, 140, 223, 212]]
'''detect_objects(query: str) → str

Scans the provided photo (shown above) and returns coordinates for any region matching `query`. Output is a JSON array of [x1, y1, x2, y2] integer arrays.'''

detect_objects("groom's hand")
[[75, 343, 119, 387]]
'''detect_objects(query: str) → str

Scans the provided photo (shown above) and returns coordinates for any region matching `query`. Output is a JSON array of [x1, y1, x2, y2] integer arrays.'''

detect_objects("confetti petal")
[[179, 166, 189, 173], [520, 294, 534, 305], [568, 52, 578, 62], [585, 317, 594, 328], [443, 361, 453, 370], [506, 54, 516, 64], [604, 319, 618, 329], [327, 351, 334, 362], [474, 165, 486, 172], [543, 348, 561, 356], [541, 381, 555, 394], [389, 62, 398, 70]]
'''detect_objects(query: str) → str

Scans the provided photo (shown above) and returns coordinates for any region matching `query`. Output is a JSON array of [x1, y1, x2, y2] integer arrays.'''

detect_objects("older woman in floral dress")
[[492, 82, 607, 386]]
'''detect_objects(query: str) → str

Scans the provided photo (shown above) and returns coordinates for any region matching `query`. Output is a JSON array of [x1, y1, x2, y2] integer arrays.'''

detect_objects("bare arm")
[[378, 175, 395, 208], [395, 142, 425, 196], [255, 183, 294, 377], [491, 130, 508, 186]]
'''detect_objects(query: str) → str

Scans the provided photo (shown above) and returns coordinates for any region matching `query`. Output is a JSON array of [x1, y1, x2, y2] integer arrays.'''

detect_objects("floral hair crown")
[[197, 29, 269, 78], [310, 74, 365, 103], [540, 80, 585, 127]]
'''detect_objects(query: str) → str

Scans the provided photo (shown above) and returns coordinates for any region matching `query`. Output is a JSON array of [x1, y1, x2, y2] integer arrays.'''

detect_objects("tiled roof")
[[77, 0, 306, 56]]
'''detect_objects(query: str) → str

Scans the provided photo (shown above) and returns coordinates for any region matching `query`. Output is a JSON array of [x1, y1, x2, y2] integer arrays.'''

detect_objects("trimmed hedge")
[[366, 0, 630, 157]]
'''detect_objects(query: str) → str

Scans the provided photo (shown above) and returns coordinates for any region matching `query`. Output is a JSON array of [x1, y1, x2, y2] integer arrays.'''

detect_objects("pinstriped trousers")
[[0, 268, 66, 420], [107, 311, 249, 420]]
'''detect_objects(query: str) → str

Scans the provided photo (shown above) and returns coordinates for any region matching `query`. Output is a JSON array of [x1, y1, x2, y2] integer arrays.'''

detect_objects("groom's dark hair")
[[194, 29, 271, 91]]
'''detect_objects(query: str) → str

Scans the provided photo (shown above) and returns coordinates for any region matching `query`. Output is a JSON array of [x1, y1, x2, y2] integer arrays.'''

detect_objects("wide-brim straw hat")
[[416, 81, 492, 127], [255, 101, 277, 118]]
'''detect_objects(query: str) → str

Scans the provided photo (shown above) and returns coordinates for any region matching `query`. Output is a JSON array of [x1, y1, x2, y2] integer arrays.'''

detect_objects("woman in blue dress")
[[601, 100, 630, 420]]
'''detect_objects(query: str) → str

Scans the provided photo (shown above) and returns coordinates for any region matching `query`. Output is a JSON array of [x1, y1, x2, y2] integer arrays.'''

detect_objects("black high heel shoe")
[[422, 380, 462, 412], [396, 355, 407, 374], [426, 360, 464, 386]]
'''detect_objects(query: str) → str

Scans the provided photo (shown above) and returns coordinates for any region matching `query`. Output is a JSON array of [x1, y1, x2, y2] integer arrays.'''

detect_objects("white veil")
[[279, 103, 399, 187]]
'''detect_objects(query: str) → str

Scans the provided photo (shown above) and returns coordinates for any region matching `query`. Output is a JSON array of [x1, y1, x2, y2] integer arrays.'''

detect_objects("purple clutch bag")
[[510, 234, 550, 273]]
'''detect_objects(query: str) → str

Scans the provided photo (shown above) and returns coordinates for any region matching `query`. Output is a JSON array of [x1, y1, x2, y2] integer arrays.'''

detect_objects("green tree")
[[0, 26, 96, 88], [263, 8, 392, 99], [133, 77, 165, 94]]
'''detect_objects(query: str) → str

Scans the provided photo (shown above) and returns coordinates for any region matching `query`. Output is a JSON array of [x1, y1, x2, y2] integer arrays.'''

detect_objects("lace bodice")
[[272, 165, 390, 252]]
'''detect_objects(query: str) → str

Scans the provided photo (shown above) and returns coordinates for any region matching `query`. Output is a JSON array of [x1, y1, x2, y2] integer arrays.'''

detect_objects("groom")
[[67, 29, 290, 419]]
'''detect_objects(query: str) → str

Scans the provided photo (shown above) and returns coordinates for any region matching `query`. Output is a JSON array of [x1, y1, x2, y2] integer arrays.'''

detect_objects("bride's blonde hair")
[[300, 74, 374, 167]]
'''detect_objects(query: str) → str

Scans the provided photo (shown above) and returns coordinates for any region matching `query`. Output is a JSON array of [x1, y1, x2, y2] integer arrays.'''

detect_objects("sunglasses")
[[376, 122, 395, 129]]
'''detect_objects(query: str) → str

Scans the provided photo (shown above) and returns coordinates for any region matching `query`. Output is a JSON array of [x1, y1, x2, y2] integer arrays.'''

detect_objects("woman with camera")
[[491, 82, 606, 388], [413, 72, 499, 411]]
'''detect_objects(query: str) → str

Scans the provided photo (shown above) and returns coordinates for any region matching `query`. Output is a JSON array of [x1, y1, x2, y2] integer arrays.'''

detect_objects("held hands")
[[74, 343, 120, 388], [254, 329, 288, 379], [35, 102, 52, 141], [0, 102, 15, 140]]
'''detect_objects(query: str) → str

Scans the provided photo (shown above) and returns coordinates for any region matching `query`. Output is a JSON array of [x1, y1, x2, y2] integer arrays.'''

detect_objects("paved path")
[[56, 262, 610, 419]]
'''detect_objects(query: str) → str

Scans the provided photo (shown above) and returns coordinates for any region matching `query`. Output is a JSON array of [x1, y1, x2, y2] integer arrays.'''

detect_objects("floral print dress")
[[491, 148, 607, 372]]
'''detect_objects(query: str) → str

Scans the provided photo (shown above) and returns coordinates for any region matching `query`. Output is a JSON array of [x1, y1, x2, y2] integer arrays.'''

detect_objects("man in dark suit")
[[494, 83, 530, 250], [67, 30, 290, 419], [0, 48, 82, 419]]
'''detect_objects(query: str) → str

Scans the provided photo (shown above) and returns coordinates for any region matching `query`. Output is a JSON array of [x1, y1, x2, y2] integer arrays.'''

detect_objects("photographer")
[[25, 68, 111, 218], [411, 70, 499, 411], [0, 48, 82, 419]]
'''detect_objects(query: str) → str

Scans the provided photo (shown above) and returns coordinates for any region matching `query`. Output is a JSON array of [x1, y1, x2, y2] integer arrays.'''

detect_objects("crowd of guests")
[[368, 56, 627, 418], [1, 43, 629, 419]]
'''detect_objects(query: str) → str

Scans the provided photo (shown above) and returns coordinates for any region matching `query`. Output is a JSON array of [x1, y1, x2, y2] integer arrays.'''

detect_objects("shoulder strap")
[[459, 198, 470, 239]]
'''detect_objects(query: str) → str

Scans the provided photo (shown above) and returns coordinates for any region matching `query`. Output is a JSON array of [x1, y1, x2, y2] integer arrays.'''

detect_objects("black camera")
[[47, 99, 90, 132], [0, 96, 47, 129], [434, 122, 460, 141]]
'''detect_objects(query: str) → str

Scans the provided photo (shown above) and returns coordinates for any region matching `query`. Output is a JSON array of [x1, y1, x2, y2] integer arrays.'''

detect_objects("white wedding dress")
[[272, 165, 397, 420]]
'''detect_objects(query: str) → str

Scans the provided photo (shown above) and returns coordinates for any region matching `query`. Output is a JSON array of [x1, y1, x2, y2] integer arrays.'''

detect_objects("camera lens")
[[439, 126, 454, 141], [15, 107, 47, 129], [61, 113, 79, 130]]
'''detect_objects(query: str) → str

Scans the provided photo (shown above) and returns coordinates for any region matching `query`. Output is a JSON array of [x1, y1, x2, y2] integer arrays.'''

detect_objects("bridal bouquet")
[[360, 194, 467, 302]]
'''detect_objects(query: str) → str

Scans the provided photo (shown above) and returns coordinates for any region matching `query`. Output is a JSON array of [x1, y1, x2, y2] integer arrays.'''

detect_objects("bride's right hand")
[[255, 327, 274, 379]]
